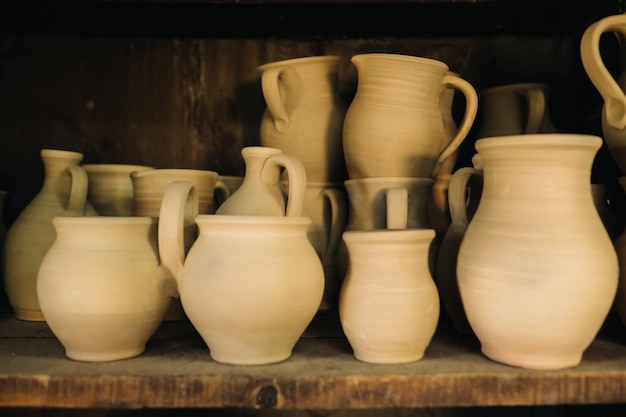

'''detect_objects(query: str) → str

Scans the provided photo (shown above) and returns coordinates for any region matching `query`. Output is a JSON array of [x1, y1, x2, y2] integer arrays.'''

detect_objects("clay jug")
[[215, 147, 306, 217], [475, 82, 557, 139], [457, 134, 618, 369], [342, 53, 478, 179], [179, 201, 324, 364], [83, 164, 154, 216], [434, 167, 483, 334], [339, 226, 439, 363], [259, 56, 348, 182], [581, 13, 626, 174], [214, 175, 243, 208], [37, 181, 197, 361], [3, 149, 97, 321]]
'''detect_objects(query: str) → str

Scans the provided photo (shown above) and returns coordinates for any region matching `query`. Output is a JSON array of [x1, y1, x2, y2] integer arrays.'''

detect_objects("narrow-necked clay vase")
[[259, 55, 348, 183], [83, 164, 154, 216], [215, 146, 305, 217], [179, 197, 324, 365], [343, 53, 478, 179], [475, 82, 557, 139], [37, 181, 197, 361], [457, 134, 618, 369], [3, 149, 97, 321], [581, 13, 626, 174], [339, 225, 439, 364]]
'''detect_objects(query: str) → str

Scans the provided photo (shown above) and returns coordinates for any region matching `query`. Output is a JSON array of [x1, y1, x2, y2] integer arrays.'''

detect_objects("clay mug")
[[342, 53, 478, 179], [475, 82, 557, 139], [37, 181, 197, 361], [259, 55, 348, 183], [457, 134, 618, 369], [3, 149, 97, 321], [83, 164, 154, 216], [581, 13, 626, 174]]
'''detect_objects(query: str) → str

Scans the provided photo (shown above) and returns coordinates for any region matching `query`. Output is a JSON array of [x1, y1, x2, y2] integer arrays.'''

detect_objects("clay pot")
[[457, 134, 618, 369]]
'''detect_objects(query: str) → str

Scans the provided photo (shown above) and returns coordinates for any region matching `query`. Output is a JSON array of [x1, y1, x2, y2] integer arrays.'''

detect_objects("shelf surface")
[[2, 312, 626, 409]]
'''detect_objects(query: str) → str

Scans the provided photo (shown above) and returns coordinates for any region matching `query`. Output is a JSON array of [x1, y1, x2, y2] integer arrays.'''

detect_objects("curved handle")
[[581, 14, 626, 130], [320, 188, 348, 261], [212, 179, 230, 213], [385, 187, 408, 230], [261, 66, 291, 133], [448, 167, 483, 227], [433, 73, 479, 177], [262, 154, 307, 217], [63, 166, 89, 216], [518, 86, 546, 134], [158, 181, 199, 297]]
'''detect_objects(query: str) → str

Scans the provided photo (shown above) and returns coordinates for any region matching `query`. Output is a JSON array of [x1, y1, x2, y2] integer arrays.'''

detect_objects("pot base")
[[14, 309, 45, 321], [65, 346, 145, 362], [481, 344, 583, 370]]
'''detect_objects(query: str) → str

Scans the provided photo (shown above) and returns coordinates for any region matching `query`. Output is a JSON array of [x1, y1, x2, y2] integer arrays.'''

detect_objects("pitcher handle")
[[448, 167, 483, 227], [158, 181, 199, 295], [433, 73, 478, 177], [320, 188, 348, 262], [518, 85, 546, 134], [581, 14, 626, 130], [385, 187, 409, 230], [263, 154, 307, 217], [63, 166, 89, 216], [261, 66, 294, 133]]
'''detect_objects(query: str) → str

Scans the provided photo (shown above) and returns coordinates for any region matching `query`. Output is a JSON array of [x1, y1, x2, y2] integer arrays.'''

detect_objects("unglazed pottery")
[[342, 53, 478, 179], [180, 214, 324, 365], [83, 164, 154, 216], [216, 146, 306, 217], [457, 134, 618, 369], [3, 149, 97, 321], [214, 175, 243, 207], [581, 13, 626, 174], [475, 82, 557, 139], [339, 228, 439, 363], [37, 181, 197, 361], [434, 167, 483, 334], [259, 56, 348, 182], [611, 177, 626, 326]]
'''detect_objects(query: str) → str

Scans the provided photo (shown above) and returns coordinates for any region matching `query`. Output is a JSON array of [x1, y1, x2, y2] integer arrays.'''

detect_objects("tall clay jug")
[[457, 134, 618, 369], [3, 149, 97, 321], [581, 13, 626, 174], [342, 53, 478, 179], [215, 146, 306, 217], [259, 56, 348, 182]]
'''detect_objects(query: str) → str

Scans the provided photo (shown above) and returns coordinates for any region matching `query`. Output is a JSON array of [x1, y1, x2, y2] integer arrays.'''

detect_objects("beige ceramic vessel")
[[457, 134, 618, 369], [259, 56, 348, 183], [342, 53, 478, 179], [339, 228, 439, 363], [3, 149, 97, 321], [611, 177, 626, 326], [37, 181, 197, 361]]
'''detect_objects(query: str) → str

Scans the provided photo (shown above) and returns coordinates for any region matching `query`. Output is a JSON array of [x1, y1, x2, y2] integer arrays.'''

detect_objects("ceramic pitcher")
[[83, 163, 154, 216], [342, 53, 478, 179], [475, 82, 557, 139], [259, 56, 348, 183], [215, 146, 306, 217], [457, 134, 618, 369], [3, 149, 97, 321], [339, 226, 439, 364], [581, 13, 626, 174], [37, 181, 197, 361]]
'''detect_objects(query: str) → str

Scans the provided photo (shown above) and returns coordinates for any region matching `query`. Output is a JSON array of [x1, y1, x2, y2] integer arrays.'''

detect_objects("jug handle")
[[433, 73, 478, 178], [448, 167, 483, 228], [581, 14, 626, 130], [385, 187, 409, 230], [320, 188, 348, 262], [63, 166, 89, 216], [261, 66, 296, 133], [263, 154, 307, 217], [518, 85, 546, 134], [158, 181, 199, 295]]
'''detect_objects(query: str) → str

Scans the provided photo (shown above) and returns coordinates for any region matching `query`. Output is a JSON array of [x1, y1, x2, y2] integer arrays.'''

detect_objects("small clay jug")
[[215, 147, 306, 217], [83, 164, 154, 216], [259, 56, 348, 182], [457, 134, 618, 369], [37, 181, 197, 361], [3, 149, 97, 321]]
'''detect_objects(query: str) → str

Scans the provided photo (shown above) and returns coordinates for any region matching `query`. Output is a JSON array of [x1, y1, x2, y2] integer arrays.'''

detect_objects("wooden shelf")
[[2, 312, 626, 410]]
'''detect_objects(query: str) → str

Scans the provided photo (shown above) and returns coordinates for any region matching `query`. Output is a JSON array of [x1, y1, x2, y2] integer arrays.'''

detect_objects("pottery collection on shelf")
[[5, 37, 626, 371]]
